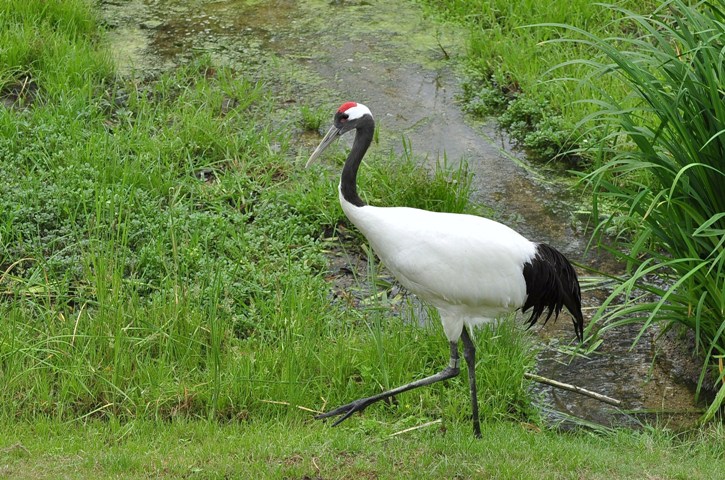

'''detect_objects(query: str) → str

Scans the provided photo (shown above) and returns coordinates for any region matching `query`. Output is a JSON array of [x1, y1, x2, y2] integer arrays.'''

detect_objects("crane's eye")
[[339, 113, 349, 123]]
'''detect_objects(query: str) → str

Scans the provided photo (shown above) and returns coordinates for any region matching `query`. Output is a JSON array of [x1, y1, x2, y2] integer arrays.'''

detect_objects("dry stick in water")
[[524, 372, 622, 406]]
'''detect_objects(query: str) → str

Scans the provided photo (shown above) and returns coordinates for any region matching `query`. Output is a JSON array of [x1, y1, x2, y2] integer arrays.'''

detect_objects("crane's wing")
[[350, 206, 537, 313]]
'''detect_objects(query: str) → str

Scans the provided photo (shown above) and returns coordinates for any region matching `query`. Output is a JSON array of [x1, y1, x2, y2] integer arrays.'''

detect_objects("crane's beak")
[[305, 125, 342, 168]]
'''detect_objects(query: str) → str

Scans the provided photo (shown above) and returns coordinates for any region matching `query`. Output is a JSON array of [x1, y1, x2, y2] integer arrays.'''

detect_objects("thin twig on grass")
[[260, 399, 323, 414], [389, 419, 442, 437]]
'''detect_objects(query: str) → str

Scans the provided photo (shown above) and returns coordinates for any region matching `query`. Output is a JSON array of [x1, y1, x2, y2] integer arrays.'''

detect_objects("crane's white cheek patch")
[[343, 103, 372, 121]]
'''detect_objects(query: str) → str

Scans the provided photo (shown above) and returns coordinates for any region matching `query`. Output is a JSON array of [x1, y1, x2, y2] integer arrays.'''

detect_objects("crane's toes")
[[315, 398, 373, 426]]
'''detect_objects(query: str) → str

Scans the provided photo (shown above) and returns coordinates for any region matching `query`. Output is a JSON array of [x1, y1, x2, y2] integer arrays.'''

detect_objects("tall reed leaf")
[[551, 0, 725, 417]]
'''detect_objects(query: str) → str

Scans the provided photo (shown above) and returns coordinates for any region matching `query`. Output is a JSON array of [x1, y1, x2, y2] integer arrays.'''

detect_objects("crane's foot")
[[315, 348, 461, 430], [315, 396, 380, 426]]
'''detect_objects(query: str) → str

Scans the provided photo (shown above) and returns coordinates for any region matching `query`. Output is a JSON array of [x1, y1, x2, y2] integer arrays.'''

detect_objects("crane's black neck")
[[340, 115, 374, 208]]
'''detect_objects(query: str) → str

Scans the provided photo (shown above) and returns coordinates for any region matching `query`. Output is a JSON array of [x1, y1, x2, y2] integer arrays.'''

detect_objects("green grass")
[[1, 418, 724, 479], [0, 0, 112, 109]]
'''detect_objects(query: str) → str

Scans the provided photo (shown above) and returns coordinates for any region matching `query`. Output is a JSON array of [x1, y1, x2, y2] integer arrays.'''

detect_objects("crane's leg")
[[460, 328, 481, 438], [316, 341, 460, 426]]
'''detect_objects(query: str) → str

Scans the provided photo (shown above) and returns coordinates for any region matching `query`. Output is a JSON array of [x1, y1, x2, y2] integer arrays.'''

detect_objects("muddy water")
[[101, 0, 703, 428]]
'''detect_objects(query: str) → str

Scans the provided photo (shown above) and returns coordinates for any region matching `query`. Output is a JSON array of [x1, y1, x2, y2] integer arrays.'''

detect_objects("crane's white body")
[[340, 188, 537, 342]]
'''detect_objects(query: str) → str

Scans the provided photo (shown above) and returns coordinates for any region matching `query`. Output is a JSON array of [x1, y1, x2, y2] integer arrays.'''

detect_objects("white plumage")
[[343, 203, 536, 341], [307, 101, 584, 438]]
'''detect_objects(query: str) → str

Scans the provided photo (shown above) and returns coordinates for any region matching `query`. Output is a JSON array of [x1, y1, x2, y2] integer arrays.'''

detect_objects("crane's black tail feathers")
[[521, 243, 584, 341]]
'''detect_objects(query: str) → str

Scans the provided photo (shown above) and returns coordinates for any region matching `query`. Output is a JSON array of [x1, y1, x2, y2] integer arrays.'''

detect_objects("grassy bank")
[[418, 0, 657, 163]]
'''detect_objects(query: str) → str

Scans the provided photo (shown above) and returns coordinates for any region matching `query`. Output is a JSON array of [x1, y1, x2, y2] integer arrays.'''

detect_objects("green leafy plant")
[[552, 0, 725, 419]]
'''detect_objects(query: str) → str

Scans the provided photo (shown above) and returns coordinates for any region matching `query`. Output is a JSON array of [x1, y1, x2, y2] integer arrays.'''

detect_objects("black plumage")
[[522, 243, 584, 340]]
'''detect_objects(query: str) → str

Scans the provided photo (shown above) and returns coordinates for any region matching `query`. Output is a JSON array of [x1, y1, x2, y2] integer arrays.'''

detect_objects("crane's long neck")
[[340, 119, 374, 208]]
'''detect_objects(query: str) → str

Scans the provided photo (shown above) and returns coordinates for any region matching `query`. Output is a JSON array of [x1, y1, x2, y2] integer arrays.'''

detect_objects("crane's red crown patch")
[[338, 101, 357, 113]]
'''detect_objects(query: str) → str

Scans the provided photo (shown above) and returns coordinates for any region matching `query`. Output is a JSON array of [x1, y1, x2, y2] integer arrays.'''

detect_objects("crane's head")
[[305, 102, 373, 167]]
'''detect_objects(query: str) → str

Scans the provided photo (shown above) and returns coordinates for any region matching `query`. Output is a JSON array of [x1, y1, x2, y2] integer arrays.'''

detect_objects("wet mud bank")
[[100, 0, 705, 428]]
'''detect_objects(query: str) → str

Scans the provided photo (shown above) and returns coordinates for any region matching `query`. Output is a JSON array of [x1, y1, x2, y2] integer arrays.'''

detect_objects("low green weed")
[[299, 104, 326, 132]]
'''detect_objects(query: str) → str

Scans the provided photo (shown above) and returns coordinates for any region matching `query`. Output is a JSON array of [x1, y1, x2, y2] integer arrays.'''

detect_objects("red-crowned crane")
[[306, 101, 584, 438]]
